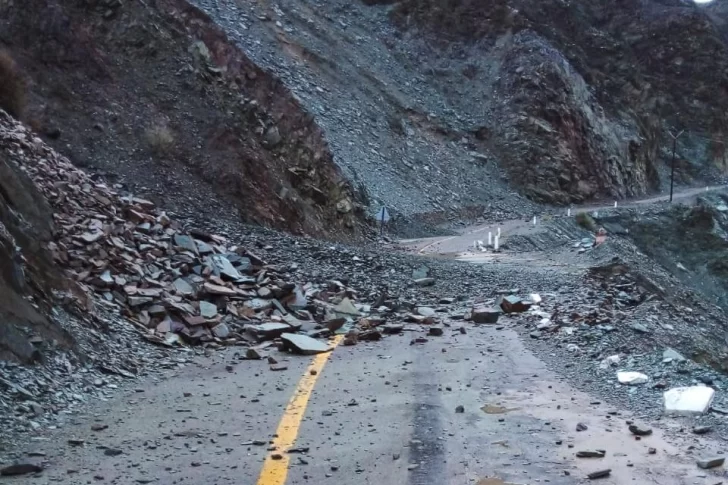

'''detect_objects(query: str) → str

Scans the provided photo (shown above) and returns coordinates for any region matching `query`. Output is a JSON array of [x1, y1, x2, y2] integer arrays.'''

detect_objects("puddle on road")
[[481, 404, 520, 414]]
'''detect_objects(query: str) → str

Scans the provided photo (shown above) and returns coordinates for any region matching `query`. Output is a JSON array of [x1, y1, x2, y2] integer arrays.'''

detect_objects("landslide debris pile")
[[0, 110, 360, 351]]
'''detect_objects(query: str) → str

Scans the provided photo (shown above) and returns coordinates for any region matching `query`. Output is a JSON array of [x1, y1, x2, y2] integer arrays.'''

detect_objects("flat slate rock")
[[199, 301, 218, 319], [472, 306, 500, 324], [664, 386, 715, 416], [697, 456, 725, 469], [1, 463, 43, 476], [249, 323, 292, 341], [281, 333, 330, 355]]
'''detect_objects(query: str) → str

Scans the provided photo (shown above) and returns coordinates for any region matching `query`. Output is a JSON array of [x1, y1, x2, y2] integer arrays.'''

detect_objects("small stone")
[[414, 277, 435, 286], [697, 456, 725, 469], [648, 448, 656, 455], [91, 424, 109, 432], [246, 348, 262, 360], [617, 371, 649, 385], [271, 454, 283, 461], [428, 327, 444, 336], [576, 422, 588, 432], [628, 424, 652, 436], [693, 426, 712, 435], [576, 450, 605, 458], [587, 469, 611, 479], [270, 363, 288, 371], [68, 439, 85, 446], [455, 405, 464, 413], [104, 449, 123, 457]]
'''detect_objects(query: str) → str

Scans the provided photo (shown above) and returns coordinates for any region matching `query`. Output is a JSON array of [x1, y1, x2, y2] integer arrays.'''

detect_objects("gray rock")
[[414, 277, 435, 286], [428, 327, 444, 336], [412, 265, 430, 280], [212, 323, 230, 339], [663, 347, 687, 363], [587, 469, 611, 479], [416, 307, 436, 317], [173, 278, 194, 296], [471, 306, 500, 324], [208, 255, 242, 281], [697, 456, 725, 469], [576, 450, 605, 458], [199, 301, 218, 319], [629, 323, 650, 334], [173, 234, 198, 254], [0, 463, 43, 476], [248, 323, 293, 341], [628, 424, 652, 436], [383, 324, 404, 334], [281, 333, 330, 355], [693, 425, 712, 435]]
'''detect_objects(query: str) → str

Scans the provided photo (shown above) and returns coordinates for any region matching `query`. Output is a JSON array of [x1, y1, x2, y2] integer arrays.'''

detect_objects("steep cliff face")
[[390, 0, 728, 203]]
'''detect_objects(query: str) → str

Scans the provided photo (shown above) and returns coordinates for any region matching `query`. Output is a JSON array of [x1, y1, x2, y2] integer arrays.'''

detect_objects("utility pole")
[[669, 129, 685, 203]]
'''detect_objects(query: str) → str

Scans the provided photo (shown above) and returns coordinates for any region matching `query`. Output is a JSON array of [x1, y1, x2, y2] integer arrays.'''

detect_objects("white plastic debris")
[[599, 354, 621, 369], [567, 344, 580, 352], [664, 386, 715, 416], [529, 293, 542, 304], [617, 371, 649, 385]]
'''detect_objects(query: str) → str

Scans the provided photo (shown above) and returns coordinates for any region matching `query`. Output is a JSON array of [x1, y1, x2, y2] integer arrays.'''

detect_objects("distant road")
[[400, 185, 728, 256]]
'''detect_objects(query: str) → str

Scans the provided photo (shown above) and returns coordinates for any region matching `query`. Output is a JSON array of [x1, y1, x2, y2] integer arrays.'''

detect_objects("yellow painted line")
[[255, 335, 343, 485]]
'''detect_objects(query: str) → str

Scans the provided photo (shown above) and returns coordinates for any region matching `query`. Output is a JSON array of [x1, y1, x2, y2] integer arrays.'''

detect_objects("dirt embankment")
[[389, 0, 728, 204], [0, 0, 368, 241]]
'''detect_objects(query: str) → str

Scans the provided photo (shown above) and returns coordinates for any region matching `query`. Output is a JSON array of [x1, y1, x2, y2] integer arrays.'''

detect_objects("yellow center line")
[[255, 335, 344, 485]]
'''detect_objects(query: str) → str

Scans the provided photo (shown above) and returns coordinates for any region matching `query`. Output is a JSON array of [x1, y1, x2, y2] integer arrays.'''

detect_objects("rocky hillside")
[[0, 0, 367, 241], [389, 0, 728, 203], [185, 0, 728, 211]]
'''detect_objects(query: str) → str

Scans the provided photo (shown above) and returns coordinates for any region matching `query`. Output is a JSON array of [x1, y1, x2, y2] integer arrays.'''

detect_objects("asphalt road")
[[13, 320, 717, 485], [400, 185, 728, 258]]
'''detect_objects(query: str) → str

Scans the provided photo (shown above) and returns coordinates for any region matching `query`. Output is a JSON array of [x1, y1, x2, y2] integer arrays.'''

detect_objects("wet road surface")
[[13, 321, 718, 485]]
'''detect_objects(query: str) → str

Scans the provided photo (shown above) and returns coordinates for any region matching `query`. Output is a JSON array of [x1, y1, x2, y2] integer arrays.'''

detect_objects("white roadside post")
[[614, 201, 618, 208], [532, 216, 537, 226], [567, 208, 571, 217], [488, 232, 492, 246], [494, 235, 500, 251]]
